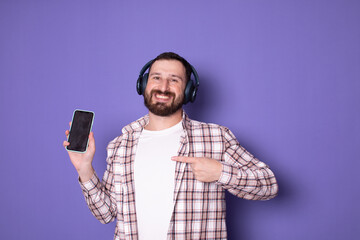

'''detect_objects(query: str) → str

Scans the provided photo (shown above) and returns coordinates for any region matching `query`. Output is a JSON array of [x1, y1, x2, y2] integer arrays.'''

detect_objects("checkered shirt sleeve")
[[78, 136, 120, 224], [216, 127, 278, 200]]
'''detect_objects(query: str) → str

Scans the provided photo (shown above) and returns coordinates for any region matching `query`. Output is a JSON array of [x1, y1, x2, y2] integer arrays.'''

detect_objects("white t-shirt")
[[134, 121, 183, 240]]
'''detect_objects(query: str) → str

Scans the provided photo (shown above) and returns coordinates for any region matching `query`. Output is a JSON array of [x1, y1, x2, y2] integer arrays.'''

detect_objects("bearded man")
[[63, 52, 278, 240]]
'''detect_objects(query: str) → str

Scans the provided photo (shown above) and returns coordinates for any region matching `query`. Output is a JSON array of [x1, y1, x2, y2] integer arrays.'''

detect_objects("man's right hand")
[[63, 122, 96, 182]]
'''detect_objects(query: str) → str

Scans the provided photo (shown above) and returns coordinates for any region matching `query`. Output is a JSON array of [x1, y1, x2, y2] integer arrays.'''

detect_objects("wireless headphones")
[[136, 59, 200, 104]]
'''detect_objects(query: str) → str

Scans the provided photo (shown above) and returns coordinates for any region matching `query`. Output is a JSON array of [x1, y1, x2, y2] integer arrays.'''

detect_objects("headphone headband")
[[138, 60, 154, 79]]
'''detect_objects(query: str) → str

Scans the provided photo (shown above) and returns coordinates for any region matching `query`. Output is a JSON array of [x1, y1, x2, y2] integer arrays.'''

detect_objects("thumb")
[[88, 132, 95, 148]]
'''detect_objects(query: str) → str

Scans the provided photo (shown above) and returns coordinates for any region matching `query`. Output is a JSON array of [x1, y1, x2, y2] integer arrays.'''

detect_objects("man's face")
[[144, 59, 187, 117]]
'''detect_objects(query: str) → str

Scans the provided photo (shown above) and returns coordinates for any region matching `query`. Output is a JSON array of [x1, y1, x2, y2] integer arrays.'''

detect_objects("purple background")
[[1, 0, 359, 239]]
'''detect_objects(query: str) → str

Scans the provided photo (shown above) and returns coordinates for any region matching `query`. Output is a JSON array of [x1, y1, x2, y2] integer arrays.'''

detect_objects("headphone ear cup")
[[136, 77, 142, 95], [142, 73, 149, 95], [191, 87, 198, 103], [184, 80, 195, 104], [136, 73, 149, 95]]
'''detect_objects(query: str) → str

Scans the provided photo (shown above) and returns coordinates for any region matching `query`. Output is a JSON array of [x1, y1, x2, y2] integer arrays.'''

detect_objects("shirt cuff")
[[216, 162, 240, 186], [78, 172, 100, 196]]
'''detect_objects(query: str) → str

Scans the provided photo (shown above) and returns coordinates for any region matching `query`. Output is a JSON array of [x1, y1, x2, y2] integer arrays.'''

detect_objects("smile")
[[155, 93, 171, 100]]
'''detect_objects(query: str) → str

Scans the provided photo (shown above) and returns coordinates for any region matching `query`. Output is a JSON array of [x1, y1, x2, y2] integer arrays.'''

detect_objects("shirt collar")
[[122, 110, 190, 134]]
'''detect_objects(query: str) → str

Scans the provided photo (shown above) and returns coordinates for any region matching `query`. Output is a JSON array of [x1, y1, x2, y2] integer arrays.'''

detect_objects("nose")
[[158, 79, 170, 92]]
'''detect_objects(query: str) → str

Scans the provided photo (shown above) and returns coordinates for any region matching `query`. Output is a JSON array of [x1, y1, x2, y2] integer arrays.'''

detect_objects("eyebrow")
[[149, 72, 161, 77], [170, 74, 184, 81]]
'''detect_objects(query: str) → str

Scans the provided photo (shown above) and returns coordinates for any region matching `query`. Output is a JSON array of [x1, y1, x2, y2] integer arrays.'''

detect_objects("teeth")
[[156, 94, 169, 99]]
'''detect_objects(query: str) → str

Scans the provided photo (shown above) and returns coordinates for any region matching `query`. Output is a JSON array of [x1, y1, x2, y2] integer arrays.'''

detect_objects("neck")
[[145, 109, 183, 131]]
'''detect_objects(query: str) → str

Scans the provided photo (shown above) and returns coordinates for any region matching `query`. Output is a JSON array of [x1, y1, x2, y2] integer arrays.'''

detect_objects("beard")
[[144, 89, 184, 117]]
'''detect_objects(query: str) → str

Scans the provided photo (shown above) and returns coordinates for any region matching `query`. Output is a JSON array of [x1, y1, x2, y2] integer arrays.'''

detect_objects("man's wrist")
[[78, 165, 94, 183]]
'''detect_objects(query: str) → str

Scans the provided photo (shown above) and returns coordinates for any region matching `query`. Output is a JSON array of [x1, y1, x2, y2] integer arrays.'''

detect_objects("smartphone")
[[66, 109, 95, 153]]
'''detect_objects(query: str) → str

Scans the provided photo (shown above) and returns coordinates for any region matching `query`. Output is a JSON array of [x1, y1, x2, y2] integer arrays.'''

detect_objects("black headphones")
[[136, 59, 200, 104]]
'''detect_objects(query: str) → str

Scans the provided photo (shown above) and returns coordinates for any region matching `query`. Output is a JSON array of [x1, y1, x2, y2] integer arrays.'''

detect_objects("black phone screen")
[[67, 110, 94, 152]]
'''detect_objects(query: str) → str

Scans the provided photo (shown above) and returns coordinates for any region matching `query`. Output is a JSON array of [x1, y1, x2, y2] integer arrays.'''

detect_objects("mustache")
[[150, 90, 175, 98]]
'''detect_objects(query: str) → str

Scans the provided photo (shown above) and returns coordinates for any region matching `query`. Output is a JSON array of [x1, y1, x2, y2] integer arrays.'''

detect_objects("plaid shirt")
[[80, 112, 278, 240]]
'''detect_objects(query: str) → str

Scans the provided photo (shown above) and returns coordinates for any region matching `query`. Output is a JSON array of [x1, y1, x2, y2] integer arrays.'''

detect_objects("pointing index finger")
[[171, 156, 196, 163]]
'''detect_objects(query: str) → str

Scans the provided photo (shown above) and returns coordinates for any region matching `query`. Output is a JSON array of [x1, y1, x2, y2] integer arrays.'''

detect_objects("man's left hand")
[[171, 156, 223, 182]]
